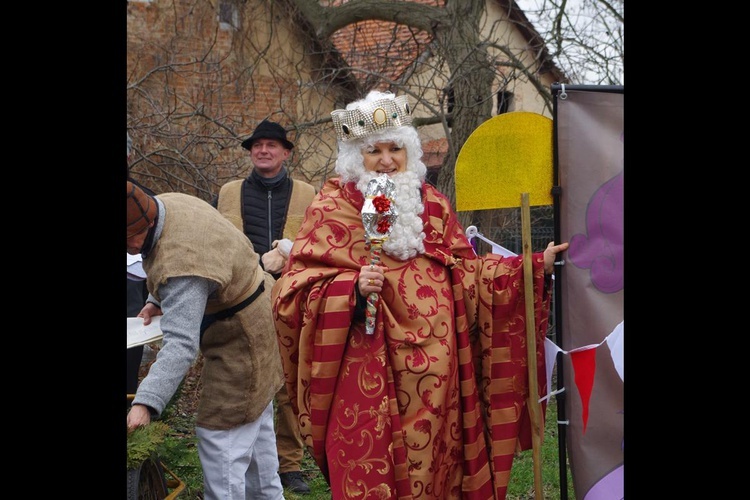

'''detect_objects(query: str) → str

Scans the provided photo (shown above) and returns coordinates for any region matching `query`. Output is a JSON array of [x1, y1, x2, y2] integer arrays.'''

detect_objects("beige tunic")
[[145, 192, 284, 429]]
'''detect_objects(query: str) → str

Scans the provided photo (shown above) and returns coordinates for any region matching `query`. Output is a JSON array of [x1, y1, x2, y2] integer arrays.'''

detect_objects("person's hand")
[[543, 241, 569, 275], [127, 404, 152, 433], [262, 239, 294, 274], [358, 263, 387, 296], [138, 302, 162, 326], [261, 248, 286, 274]]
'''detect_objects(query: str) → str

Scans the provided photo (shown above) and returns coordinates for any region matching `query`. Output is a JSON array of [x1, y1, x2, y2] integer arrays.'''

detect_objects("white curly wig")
[[334, 91, 427, 184], [334, 91, 427, 260]]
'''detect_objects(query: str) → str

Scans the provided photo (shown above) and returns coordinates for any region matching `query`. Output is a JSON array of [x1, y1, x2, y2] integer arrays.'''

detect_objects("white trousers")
[[196, 401, 284, 500]]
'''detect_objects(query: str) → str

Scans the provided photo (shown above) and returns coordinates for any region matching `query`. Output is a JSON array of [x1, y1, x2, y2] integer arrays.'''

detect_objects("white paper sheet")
[[127, 316, 163, 349]]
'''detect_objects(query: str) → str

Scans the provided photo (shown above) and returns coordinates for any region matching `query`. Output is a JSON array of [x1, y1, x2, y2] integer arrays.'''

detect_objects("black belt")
[[215, 281, 265, 320], [200, 281, 265, 337]]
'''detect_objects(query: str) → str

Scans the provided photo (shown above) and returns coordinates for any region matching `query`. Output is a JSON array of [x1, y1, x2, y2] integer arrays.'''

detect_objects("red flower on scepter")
[[373, 194, 391, 213], [373, 194, 392, 234]]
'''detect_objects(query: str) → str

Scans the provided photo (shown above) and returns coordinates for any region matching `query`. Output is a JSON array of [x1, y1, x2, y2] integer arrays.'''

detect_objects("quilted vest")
[[216, 176, 316, 266]]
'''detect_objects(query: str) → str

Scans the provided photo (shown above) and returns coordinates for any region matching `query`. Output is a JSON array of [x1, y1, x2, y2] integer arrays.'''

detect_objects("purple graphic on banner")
[[568, 170, 624, 294], [584, 463, 624, 500]]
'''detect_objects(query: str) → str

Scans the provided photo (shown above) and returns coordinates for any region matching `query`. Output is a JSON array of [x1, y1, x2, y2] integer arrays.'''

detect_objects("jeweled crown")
[[331, 95, 413, 142]]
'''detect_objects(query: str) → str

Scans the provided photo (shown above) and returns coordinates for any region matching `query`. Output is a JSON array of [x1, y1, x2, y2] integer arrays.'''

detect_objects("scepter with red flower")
[[361, 174, 397, 335]]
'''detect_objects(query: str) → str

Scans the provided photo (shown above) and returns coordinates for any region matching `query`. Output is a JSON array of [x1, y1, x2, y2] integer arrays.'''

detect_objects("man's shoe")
[[280, 471, 311, 495]]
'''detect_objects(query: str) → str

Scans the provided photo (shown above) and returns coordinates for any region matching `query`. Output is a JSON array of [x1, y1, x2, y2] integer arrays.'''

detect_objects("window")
[[219, 0, 239, 30], [445, 87, 514, 123], [497, 91, 514, 115], [426, 168, 440, 187], [445, 87, 455, 127]]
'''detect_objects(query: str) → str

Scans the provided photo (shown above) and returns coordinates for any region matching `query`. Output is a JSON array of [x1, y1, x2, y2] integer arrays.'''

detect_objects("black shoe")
[[280, 471, 311, 495]]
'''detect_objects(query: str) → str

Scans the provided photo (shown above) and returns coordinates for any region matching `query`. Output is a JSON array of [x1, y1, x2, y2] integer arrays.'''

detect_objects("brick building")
[[127, 0, 565, 201]]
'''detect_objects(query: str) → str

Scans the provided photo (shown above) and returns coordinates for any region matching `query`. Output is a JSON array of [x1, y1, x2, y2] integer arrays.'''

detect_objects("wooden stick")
[[521, 193, 544, 499]]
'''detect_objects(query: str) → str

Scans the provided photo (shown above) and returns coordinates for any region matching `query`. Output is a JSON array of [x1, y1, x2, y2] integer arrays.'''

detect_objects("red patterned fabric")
[[273, 178, 551, 499]]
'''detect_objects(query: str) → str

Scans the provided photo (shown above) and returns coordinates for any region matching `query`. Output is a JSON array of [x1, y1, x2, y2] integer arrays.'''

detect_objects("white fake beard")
[[357, 170, 426, 261]]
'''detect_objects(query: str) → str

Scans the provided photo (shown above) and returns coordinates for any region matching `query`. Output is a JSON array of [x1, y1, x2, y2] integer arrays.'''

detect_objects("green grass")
[[155, 395, 204, 498], [151, 369, 575, 499], [505, 395, 576, 500]]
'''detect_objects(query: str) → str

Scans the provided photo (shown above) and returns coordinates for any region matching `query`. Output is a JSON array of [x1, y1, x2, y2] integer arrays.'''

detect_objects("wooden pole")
[[521, 192, 544, 499]]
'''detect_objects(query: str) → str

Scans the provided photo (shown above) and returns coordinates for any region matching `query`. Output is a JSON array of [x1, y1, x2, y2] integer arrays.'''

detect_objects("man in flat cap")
[[126, 181, 285, 499]]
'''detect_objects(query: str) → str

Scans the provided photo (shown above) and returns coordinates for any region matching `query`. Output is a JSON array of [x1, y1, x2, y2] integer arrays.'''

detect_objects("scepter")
[[361, 174, 397, 335]]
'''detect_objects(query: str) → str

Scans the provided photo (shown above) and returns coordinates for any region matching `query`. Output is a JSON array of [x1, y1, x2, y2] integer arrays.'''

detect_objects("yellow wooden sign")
[[455, 111, 552, 211]]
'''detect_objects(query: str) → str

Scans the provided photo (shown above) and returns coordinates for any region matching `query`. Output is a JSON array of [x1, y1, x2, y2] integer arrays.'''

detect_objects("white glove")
[[274, 238, 293, 258]]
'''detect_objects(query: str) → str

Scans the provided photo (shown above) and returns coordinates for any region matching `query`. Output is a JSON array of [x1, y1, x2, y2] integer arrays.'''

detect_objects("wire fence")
[[470, 220, 558, 336]]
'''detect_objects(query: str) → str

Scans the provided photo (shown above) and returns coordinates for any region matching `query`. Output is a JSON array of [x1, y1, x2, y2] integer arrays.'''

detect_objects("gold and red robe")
[[272, 178, 551, 499]]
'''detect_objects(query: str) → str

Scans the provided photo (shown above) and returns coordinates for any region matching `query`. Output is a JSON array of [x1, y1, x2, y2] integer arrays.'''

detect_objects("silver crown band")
[[331, 95, 413, 142]]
